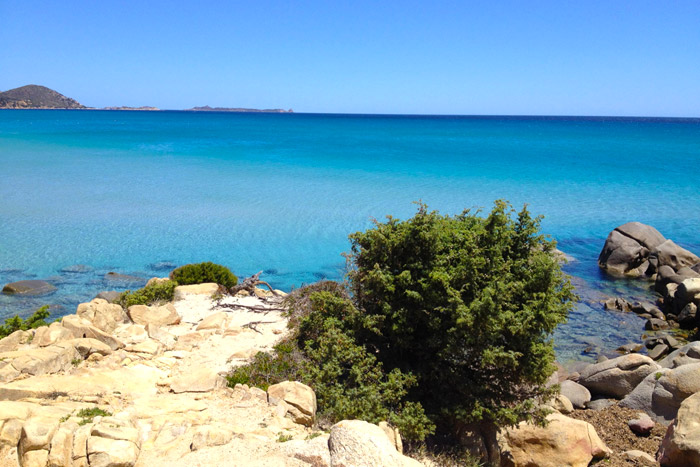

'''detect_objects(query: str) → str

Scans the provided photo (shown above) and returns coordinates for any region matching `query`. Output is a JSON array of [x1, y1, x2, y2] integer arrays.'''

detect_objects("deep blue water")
[[1, 110, 699, 362]]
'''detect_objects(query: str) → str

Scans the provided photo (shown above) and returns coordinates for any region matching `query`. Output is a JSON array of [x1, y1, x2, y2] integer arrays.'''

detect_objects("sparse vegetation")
[[170, 262, 238, 289], [76, 407, 112, 425], [0, 305, 51, 338], [117, 280, 177, 308], [71, 358, 82, 367]]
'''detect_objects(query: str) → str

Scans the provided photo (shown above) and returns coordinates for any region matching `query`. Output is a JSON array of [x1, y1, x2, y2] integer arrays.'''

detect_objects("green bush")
[[0, 305, 51, 338], [76, 407, 112, 425], [118, 280, 177, 308], [348, 200, 575, 432], [170, 262, 238, 288]]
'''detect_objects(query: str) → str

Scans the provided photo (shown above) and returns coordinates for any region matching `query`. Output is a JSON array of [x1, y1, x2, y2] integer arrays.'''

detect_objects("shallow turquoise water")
[[1, 110, 699, 361]]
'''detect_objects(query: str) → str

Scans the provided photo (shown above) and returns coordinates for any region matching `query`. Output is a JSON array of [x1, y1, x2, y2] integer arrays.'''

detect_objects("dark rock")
[[678, 302, 698, 328], [648, 344, 670, 360], [60, 264, 94, 273], [104, 272, 145, 284], [95, 291, 122, 303], [1, 280, 57, 296], [586, 398, 615, 411], [645, 318, 670, 331], [617, 343, 643, 354], [664, 335, 681, 349], [631, 302, 665, 320], [604, 297, 632, 312], [628, 416, 655, 436]]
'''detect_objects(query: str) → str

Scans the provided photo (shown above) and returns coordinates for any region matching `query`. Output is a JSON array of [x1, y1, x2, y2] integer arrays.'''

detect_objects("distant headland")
[[0, 85, 292, 112]]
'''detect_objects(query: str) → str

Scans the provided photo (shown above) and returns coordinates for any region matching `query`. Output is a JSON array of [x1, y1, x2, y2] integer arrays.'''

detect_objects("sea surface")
[[1, 110, 699, 363]]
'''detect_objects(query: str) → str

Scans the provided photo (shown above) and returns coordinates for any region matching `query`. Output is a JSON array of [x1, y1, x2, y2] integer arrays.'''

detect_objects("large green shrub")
[[348, 200, 575, 431], [118, 280, 177, 308], [170, 262, 238, 288], [0, 305, 51, 338]]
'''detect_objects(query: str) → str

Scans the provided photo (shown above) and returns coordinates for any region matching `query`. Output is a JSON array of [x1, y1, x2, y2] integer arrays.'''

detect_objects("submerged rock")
[[1, 280, 57, 296]]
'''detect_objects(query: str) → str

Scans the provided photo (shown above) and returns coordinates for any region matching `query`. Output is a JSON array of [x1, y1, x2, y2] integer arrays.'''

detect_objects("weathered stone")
[[94, 291, 122, 303], [127, 304, 181, 327], [620, 369, 669, 416], [652, 240, 700, 272], [173, 283, 220, 300], [586, 399, 615, 411], [91, 418, 139, 445], [0, 418, 23, 447], [87, 436, 139, 467], [628, 414, 655, 436], [649, 343, 670, 360], [22, 449, 49, 467], [2, 343, 81, 378], [144, 324, 176, 348], [678, 302, 698, 328], [658, 391, 700, 466], [652, 362, 700, 423], [104, 272, 145, 284], [268, 381, 317, 427], [559, 380, 590, 409], [190, 425, 233, 450], [499, 412, 611, 467], [645, 318, 670, 331], [61, 315, 124, 351], [170, 367, 225, 393], [0, 330, 32, 352], [598, 228, 653, 276], [660, 341, 700, 369], [550, 394, 574, 414], [378, 421, 403, 454], [77, 298, 128, 333], [196, 312, 231, 332], [34, 322, 73, 347], [578, 354, 660, 398], [2, 280, 57, 296], [328, 420, 422, 467], [61, 264, 93, 273], [19, 416, 59, 453], [125, 339, 163, 356], [0, 401, 32, 421], [145, 277, 170, 288], [70, 338, 112, 358], [48, 423, 76, 467], [617, 343, 643, 354], [604, 297, 632, 312], [72, 425, 91, 462], [622, 450, 656, 466], [278, 435, 331, 467]]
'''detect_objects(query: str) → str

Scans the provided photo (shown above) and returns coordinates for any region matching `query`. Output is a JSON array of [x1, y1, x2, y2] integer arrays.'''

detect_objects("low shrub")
[[170, 262, 238, 289], [76, 407, 112, 425], [0, 305, 51, 338], [118, 280, 177, 308]]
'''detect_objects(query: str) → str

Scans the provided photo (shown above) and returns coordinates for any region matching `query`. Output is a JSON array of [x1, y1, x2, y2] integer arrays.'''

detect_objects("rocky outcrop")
[[127, 304, 180, 327], [1, 280, 57, 296], [77, 299, 128, 334], [598, 222, 666, 276], [267, 381, 317, 427], [328, 420, 421, 467], [658, 391, 700, 466], [498, 412, 611, 467], [578, 354, 660, 398]]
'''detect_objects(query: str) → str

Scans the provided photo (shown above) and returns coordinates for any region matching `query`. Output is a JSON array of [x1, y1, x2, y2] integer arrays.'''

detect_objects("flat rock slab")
[[170, 368, 225, 393], [2, 280, 57, 296]]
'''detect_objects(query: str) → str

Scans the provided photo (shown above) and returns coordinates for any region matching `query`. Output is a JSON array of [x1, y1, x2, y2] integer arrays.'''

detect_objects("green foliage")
[[170, 262, 238, 289], [226, 341, 304, 391], [118, 280, 177, 308], [276, 433, 293, 443], [71, 358, 82, 367], [348, 200, 575, 431], [76, 407, 112, 425], [0, 305, 51, 338]]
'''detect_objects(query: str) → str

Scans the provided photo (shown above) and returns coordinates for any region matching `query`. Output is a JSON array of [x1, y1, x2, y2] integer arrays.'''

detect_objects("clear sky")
[[1, 0, 699, 116]]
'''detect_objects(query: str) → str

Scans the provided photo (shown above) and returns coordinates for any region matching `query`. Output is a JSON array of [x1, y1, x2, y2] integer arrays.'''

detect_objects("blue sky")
[[1, 0, 699, 116]]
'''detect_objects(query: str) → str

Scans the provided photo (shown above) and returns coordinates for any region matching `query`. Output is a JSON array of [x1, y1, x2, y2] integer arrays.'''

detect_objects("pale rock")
[[91, 418, 139, 445], [173, 283, 220, 301], [0, 330, 32, 352], [190, 425, 233, 450], [622, 450, 656, 466], [195, 312, 231, 332], [33, 322, 73, 347], [77, 298, 128, 333], [48, 423, 76, 467], [652, 362, 700, 423], [172, 332, 204, 351], [3, 343, 81, 378], [499, 412, 611, 467], [549, 394, 574, 414], [70, 338, 113, 359], [126, 339, 163, 356], [119, 324, 148, 343], [145, 277, 170, 288], [628, 414, 655, 435], [19, 417, 59, 453], [379, 421, 403, 454], [72, 425, 91, 462], [61, 314, 125, 351], [0, 401, 32, 421], [578, 354, 659, 398], [660, 341, 700, 369], [328, 420, 422, 467], [128, 304, 181, 327], [658, 391, 700, 466], [0, 419, 23, 448], [87, 436, 140, 467], [170, 367, 225, 393], [278, 434, 331, 467], [267, 381, 317, 427], [145, 324, 176, 348], [22, 449, 49, 467]]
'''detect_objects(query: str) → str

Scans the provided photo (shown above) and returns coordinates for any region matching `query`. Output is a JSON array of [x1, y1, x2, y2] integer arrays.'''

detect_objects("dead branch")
[[214, 302, 286, 313], [242, 320, 277, 334], [229, 271, 282, 297]]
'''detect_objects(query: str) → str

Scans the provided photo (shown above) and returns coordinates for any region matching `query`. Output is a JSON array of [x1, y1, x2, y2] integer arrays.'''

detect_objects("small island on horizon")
[[0, 85, 292, 113]]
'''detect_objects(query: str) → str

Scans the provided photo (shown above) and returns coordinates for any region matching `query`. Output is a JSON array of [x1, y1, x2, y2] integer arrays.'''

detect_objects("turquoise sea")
[[1, 110, 699, 362]]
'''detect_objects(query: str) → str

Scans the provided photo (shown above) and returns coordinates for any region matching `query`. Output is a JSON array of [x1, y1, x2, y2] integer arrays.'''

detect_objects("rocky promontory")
[[0, 86, 85, 110]]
